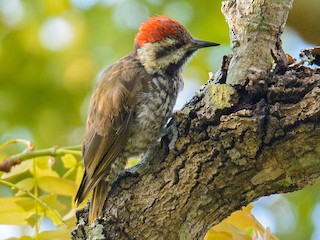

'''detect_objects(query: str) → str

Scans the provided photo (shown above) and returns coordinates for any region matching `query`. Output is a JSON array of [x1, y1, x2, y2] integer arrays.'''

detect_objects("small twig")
[[0, 178, 69, 229], [0, 142, 82, 172], [0, 159, 21, 172], [0, 139, 33, 151]]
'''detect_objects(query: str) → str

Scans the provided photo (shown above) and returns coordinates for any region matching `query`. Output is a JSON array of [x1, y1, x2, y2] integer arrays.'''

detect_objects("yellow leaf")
[[0, 212, 29, 225], [63, 208, 77, 228], [6, 236, 33, 240], [0, 197, 32, 211], [26, 212, 39, 227], [38, 227, 70, 240], [0, 197, 33, 225], [227, 204, 256, 232], [15, 177, 35, 196], [35, 157, 53, 170], [210, 220, 250, 240], [40, 194, 66, 225], [206, 204, 256, 240], [206, 204, 279, 240], [42, 194, 66, 210], [15, 197, 35, 211], [46, 209, 64, 226], [61, 154, 77, 168], [38, 176, 77, 196], [75, 165, 83, 185], [31, 163, 59, 178], [205, 227, 233, 240]]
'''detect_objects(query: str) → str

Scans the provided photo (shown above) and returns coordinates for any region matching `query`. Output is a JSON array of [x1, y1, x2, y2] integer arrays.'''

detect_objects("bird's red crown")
[[135, 16, 187, 47]]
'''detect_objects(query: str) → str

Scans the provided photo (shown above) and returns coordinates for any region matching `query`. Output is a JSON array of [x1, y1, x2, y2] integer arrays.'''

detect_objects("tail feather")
[[75, 173, 88, 205], [75, 171, 112, 224], [89, 181, 110, 224]]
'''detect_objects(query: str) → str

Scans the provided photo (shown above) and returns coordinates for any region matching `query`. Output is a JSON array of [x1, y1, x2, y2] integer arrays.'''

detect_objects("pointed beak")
[[191, 39, 220, 50]]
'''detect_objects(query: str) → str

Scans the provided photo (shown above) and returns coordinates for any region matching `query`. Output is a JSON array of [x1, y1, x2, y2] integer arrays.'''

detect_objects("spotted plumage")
[[75, 16, 219, 224]]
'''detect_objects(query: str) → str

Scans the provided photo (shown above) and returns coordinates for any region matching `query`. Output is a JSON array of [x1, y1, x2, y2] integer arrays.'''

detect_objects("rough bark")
[[71, 66, 320, 240], [72, 1, 320, 239], [222, 0, 293, 85]]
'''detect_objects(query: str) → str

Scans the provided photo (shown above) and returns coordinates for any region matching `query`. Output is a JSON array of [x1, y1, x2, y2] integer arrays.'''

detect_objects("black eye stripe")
[[155, 42, 184, 59]]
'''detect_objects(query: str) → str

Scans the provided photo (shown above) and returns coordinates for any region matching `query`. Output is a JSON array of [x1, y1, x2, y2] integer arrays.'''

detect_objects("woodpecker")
[[75, 16, 219, 224]]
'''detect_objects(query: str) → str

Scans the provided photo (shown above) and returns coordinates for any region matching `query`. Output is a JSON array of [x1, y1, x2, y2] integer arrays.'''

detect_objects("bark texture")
[[72, 66, 320, 240], [221, 0, 293, 85]]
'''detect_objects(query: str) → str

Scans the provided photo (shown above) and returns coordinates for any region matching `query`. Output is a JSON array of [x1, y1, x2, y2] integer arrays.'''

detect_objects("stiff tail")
[[89, 181, 110, 224]]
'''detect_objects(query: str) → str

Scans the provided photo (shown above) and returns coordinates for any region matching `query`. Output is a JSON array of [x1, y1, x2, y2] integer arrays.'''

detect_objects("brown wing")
[[75, 53, 144, 204]]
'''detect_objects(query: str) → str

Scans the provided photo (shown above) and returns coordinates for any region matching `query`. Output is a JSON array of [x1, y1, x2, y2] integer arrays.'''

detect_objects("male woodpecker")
[[75, 15, 219, 224]]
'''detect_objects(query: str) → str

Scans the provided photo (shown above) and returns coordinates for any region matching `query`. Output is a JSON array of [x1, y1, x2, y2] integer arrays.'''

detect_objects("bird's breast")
[[124, 75, 182, 156]]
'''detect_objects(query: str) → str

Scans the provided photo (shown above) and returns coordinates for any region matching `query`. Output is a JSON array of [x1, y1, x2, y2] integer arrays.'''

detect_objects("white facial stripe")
[[137, 38, 191, 75]]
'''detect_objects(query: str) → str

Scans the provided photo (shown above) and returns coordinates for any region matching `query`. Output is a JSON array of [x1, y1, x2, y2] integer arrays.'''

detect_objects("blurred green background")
[[0, 0, 319, 239]]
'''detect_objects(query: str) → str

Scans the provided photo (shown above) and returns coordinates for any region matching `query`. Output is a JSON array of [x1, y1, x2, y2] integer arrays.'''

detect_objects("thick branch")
[[72, 67, 320, 240], [221, 0, 293, 85]]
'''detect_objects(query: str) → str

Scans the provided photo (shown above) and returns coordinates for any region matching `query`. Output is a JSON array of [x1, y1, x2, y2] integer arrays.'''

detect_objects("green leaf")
[[61, 154, 77, 168], [38, 176, 77, 196], [126, 159, 139, 168], [246, 226, 255, 237]]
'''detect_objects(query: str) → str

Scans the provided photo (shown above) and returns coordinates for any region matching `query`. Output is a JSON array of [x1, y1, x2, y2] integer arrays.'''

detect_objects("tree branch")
[[0, 143, 81, 172], [72, 1, 320, 239], [72, 66, 320, 240], [221, 0, 293, 85]]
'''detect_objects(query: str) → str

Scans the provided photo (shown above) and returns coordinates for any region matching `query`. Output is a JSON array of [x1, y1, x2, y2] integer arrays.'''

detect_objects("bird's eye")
[[174, 42, 183, 49]]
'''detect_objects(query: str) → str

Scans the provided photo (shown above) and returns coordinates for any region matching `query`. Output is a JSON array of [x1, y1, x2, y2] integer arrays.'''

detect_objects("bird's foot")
[[161, 121, 179, 152]]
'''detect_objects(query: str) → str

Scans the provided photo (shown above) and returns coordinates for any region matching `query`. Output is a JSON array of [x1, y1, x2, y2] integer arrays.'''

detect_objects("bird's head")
[[134, 16, 219, 76]]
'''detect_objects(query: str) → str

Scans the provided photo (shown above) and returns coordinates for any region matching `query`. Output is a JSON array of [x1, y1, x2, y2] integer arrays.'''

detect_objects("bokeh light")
[[113, 1, 149, 29], [0, 0, 25, 28], [163, 1, 194, 25], [39, 17, 75, 51]]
